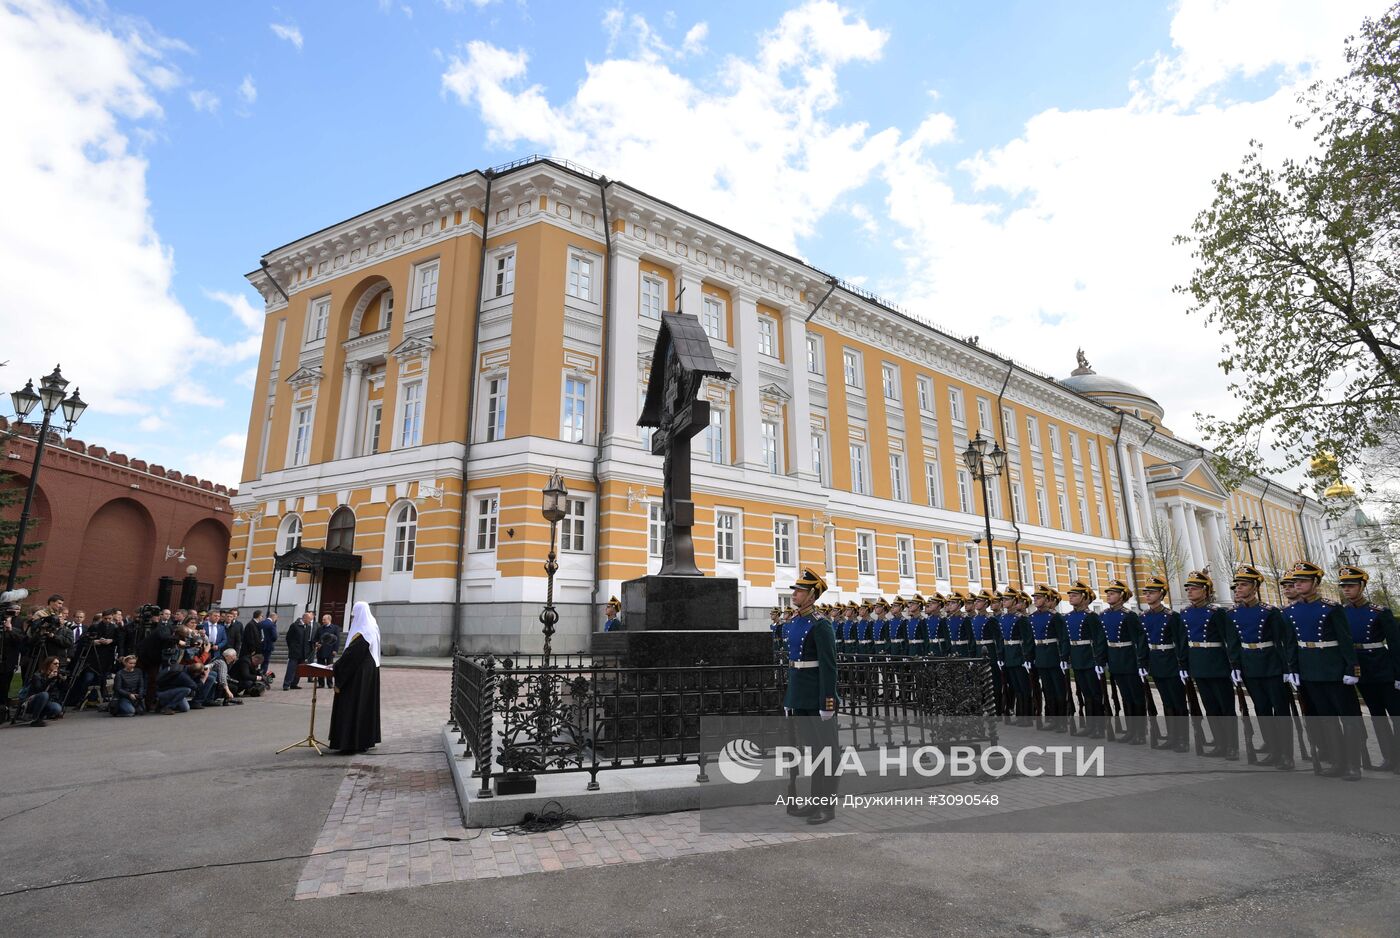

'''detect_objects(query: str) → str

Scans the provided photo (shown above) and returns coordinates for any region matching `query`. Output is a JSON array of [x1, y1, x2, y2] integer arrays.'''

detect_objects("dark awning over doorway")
[[273, 546, 363, 573]]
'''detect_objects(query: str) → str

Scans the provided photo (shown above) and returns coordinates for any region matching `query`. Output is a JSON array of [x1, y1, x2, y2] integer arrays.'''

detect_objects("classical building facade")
[[223, 157, 1362, 655]]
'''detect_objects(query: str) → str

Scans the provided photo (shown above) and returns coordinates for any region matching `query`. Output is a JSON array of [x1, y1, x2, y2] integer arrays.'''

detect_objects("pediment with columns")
[[284, 364, 324, 389], [1146, 456, 1230, 504], [390, 335, 436, 362]]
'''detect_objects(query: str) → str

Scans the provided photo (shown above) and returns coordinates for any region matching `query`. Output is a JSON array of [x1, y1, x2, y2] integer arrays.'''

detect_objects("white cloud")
[[269, 22, 302, 49], [0, 0, 257, 429], [237, 74, 256, 104], [205, 288, 263, 332], [188, 88, 219, 112], [442, 0, 897, 254], [137, 414, 165, 432], [681, 22, 708, 57]]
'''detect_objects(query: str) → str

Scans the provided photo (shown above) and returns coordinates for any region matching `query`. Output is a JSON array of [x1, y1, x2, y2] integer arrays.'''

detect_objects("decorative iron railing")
[[449, 650, 997, 795]]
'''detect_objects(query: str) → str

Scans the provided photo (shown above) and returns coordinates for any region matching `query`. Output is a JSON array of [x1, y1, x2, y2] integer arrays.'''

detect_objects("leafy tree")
[[1176, 5, 1400, 492]]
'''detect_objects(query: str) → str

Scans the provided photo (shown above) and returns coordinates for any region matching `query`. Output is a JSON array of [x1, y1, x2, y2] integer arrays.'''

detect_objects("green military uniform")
[[782, 568, 840, 824]]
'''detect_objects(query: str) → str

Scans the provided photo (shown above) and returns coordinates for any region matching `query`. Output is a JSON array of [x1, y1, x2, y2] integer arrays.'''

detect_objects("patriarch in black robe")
[[329, 601, 381, 754]]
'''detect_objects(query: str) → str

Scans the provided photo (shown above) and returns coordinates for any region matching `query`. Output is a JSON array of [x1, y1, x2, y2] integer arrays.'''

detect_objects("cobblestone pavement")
[[294, 669, 1400, 901]]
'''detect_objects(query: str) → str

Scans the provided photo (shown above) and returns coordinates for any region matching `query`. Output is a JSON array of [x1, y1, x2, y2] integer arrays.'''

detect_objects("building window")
[[932, 540, 949, 581], [881, 363, 899, 401], [976, 397, 992, 433], [956, 469, 972, 514], [567, 252, 594, 301], [810, 431, 826, 486], [290, 405, 313, 466], [1026, 416, 1041, 449], [965, 544, 981, 585], [707, 408, 727, 464], [1098, 497, 1109, 537], [1107, 560, 1116, 584], [1011, 482, 1026, 522], [399, 380, 423, 448], [856, 531, 875, 576], [757, 317, 776, 357], [889, 453, 906, 501], [648, 503, 663, 558], [1068, 432, 1080, 463], [391, 502, 418, 573], [640, 275, 664, 320], [281, 515, 303, 554], [493, 251, 515, 298], [1002, 406, 1017, 443], [850, 444, 868, 496], [1088, 559, 1099, 591], [917, 376, 934, 413], [993, 547, 1008, 587], [326, 507, 355, 553], [1057, 491, 1070, 529], [948, 387, 965, 424], [474, 496, 498, 551], [638, 385, 653, 449], [1035, 484, 1048, 526], [481, 376, 507, 443], [843, 349, 862, 389], [412, 260, 439, 313], [762, 420, 781, 474], [773, 517, 794, 568], [1088, 441, 1100, 469], [1045, 553, 1059, 589], [1067, 556, 1079, 583], [363, 401, 382, 456], [925, 462, 941, 508], [715, 511, 738, 563], [1048, 425, 1061, 456], [1078, 496, 1090, 533], [806, 334, 823, 374], [561, 377, 588, 443], [896, 536, 914, 579], [380, 293, 394, 332], [824, 527, 836, 579], [307, 296, 330, 343], [701, 296, 724, 340], [561, 498, 588, 552], [988, 482, 1002, 519], [1019, 550, 1033, 586]]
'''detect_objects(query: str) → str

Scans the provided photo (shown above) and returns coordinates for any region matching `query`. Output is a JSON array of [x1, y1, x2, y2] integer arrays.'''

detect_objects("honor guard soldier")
[[782, 568, 840, 825], [946, 591, 971, 657], [855, 600, 875, 658], [1285, 561, 1362, 779], [603, 597, 623, 632], [896, 596, 923, 656], [886, 596, 906, 656], [1181, 570, 1241, 760], [969, 590, 1006, 715], [1229, 565, 1294, 769], [1101, 580, 1150, 744], [1029, 586, 1072, 732], [999, 589, 1035, 725], [1140, 575, 1190, 752], [926, 594, 953, 656], [1280, 573, 1299, 606], [1065, 581, 1110, 738], [1338, 565, 1398, 772], [868, 598, 888, 655], [842, 602, 861, 653]]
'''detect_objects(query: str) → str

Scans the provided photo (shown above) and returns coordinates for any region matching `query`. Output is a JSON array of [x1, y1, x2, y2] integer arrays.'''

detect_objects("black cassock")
[[328, 636, 381, 753]]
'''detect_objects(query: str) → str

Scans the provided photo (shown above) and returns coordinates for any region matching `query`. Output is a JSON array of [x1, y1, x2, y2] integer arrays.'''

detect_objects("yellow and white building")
[[223, 157, 1360, 654]]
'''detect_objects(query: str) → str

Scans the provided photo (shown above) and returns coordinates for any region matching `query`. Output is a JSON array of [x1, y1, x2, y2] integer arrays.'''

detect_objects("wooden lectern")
[[276, 662, 335, 755]]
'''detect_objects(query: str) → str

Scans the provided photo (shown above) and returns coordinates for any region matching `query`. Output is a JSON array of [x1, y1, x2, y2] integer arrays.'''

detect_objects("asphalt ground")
[[1, 671, 1399, 937]]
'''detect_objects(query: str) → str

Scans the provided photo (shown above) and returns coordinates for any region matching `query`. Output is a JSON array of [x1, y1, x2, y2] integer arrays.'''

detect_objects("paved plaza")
[[2, 666, 1399, 936]]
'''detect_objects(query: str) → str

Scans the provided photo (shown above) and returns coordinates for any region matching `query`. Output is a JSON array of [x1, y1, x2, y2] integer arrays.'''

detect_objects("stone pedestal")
[[621, 575, 739, 632]]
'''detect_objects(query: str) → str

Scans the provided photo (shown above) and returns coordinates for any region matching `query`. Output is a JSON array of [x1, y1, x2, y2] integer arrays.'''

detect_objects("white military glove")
[[1231, 669, 1242, 686], [1094, 666, 1104, 677], [1179, 670, 1189, 682], [1342, 674, 1359, 686], [1060, 660, 1069, 672], [819, 709, 835, 721], [1138, 668, 1148, 679], [1023, 661, 1033, 672], [1284, 673, 1299, 687]]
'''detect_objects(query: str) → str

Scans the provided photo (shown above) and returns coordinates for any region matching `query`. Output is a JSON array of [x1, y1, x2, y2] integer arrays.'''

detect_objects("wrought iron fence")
[[450, 650, 997, 795]]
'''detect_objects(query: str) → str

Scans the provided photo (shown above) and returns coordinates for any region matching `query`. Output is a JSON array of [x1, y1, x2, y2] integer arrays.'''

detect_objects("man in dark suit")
[[283, 612, 313, 690]]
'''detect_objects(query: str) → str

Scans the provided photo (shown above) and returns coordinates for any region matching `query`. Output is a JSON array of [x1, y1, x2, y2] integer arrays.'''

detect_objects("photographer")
[[19, 656, 65, 727], [25, 594, 73, 670], [136, 612, 179, 709], [110, 655, 146, 716], [229, 652, 268, 697], [65, 609, 118, 708], [154, 662, 200, 713]]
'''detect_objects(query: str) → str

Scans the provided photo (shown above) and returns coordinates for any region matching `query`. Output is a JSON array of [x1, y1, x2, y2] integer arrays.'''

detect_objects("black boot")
[[806, 805, 837, 825]]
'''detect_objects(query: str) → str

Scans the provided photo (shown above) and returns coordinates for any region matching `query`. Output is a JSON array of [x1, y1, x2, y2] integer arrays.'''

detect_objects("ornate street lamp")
[[6, 365, 87, 593], [961, 432, 1006, 592], [1337, 547, 1359, 570], [539, 470, 568, 668], [1231, 516, 1263, 567]]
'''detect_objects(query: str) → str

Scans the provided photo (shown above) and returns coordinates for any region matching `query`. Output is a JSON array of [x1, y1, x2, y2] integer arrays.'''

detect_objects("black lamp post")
[[6, 365, 87, 593], [539, 470, 568, 668], [961, 432, 1006, 592], [1337, 547, 1358, 570], [1232, 515, 1274, 601]]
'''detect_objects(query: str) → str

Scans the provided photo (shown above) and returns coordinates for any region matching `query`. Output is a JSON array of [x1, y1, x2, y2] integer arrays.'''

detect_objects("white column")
[[606, 245, 641, 447], [784, 306, 815, 481], [1203, 509, 1226, 574], [1185, 504, 1207, 575], [338, 361, 365, 459], [731, 285, 764, 471], [1132, 445, 1153, 534], [1114, 439, 1140, 541], [1169, 500, 1195, 575]]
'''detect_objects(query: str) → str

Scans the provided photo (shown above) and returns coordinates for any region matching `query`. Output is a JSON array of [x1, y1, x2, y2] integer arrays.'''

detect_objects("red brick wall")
[[1, 425, 233, 615]]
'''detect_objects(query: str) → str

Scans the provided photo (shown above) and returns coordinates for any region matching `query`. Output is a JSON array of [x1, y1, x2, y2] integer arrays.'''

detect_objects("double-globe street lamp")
[[1231, 515, 1279, 602], [6, 366, 87, 594], [1337, 547, 1359, 571], [962, 432, 1007, 592]]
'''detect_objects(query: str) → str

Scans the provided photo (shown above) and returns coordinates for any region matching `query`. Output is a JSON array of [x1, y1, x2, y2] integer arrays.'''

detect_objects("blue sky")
[[0, 0, 1386, 485]]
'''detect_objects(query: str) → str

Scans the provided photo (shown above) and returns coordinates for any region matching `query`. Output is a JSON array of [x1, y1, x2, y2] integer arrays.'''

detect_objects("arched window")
[[327, 506, 356, 553], [391, 502, 417, 573], [278, 514, 303, 579]]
